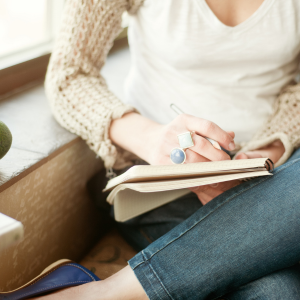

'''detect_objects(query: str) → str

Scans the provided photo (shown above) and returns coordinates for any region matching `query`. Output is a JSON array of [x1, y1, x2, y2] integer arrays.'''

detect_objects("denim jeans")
[[117, 148, 300, 299]]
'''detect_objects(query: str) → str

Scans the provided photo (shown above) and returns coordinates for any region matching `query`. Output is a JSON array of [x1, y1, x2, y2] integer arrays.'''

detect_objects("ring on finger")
[[170, 132, 195, 164]]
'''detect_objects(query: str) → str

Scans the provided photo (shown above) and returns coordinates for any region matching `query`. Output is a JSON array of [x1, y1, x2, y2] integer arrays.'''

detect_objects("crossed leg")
[[31, 148, 300, 300]]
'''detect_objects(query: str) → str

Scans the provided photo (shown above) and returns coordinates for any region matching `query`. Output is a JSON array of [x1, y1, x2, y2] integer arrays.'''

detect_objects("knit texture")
[[45, 0, 143, 169], [46, 0, 300, 169], [237, 83, 300, 167]]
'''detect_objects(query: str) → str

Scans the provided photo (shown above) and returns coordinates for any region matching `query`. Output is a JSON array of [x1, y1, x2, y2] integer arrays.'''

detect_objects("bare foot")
[[29, 266, 148, 300]]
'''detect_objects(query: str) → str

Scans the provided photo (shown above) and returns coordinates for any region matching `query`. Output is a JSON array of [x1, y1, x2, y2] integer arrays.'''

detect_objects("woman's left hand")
[[191, 140, 285, 205], [190, 180, 241, 205]]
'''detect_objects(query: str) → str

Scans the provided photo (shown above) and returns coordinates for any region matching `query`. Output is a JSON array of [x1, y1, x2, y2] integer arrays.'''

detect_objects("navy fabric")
[[0, 263, 100, 300]]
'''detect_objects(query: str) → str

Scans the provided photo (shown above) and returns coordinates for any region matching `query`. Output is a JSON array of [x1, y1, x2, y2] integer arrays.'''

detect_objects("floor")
[[80, 228, 137, 279], [80, 46, 135, 278]]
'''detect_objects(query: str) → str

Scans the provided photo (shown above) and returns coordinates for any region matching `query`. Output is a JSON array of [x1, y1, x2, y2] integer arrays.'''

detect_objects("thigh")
[[117, 192, 202, 251], [119, 148, 300, 252], [223, 264, 300, 300], [129, 149, 300, 300]]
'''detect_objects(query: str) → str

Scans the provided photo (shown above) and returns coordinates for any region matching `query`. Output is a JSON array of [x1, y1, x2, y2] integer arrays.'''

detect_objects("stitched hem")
[[128, 153, 300, 299], [128, 252, 172, 300], [141, 156, 300, 263]]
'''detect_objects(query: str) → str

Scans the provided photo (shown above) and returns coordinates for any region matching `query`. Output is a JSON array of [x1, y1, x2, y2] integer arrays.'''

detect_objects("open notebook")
[[104, 158, 274, 222]]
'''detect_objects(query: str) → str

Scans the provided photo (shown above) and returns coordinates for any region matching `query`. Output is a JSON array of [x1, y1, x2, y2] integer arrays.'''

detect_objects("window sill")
[[0, 34, 128, 100], [0, 44, 131, 291], [0, 42, 131, 193], [0, 84, 78, 193]]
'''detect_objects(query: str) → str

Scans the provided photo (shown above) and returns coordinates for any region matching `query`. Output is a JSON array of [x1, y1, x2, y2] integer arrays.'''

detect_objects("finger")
[[227, 131, 235, 139], [185, 149, 210, 163], [190, 183, 220, 193], [193, 186, 223, 197], [244, 151, 263, 159], [210, 180, 240, 192], [190, 134, 230, 161], [189, 188, 212, 205], [197, 192, 212, 205], [189, 184, 210, 193], [191, 180, 240, 197], [195, 189, 222, 205], [235, 152, 263, 160], [235, 152, 249, 160], [249, 147, 282, 164], [235, 142, 284, 165], [199, 187, 223, 198], [184, 114, 235, 151]]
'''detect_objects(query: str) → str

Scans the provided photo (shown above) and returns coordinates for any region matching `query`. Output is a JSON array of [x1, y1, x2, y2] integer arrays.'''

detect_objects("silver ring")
[[170, 147, 186, 164], [170, 132, 194, 164], [177, 131, 194, 149]]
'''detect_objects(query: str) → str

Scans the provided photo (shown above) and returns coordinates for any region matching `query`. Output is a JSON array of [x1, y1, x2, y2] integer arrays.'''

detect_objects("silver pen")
[[170, 103, 222, 150]]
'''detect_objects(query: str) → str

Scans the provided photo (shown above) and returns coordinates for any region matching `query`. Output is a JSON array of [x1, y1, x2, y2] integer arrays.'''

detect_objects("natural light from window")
[[0, 0, 50, 58]]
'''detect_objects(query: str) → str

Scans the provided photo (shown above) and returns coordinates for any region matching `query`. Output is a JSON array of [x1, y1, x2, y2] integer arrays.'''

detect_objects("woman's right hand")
[[110, 112, 235, 166], [145, 113, 235, 165]]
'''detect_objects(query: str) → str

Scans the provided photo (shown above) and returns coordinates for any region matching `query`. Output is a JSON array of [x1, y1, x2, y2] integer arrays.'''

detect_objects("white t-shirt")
[[123, 0, 300, 143]]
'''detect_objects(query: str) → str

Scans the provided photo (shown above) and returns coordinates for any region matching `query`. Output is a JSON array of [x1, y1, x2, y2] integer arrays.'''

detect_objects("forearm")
[[45, 0, 141, 169], [109, 112, 162, 163], [110, 112, 234, 166]]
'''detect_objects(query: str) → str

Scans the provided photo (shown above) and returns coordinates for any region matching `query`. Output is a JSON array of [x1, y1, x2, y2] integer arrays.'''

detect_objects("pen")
[[170, 103, 222, 150]]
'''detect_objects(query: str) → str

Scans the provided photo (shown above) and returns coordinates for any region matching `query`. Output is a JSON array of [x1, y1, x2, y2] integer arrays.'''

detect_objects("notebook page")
[[104, 158, 269, 191], [107, 170, 271, 204], [114, 189, 191, 222]]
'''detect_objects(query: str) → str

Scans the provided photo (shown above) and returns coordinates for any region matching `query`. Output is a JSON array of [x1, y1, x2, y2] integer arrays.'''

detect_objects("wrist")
[[109, 112, 162, 162], [236, 139, 286, 164], [265, 140, 285, 164]]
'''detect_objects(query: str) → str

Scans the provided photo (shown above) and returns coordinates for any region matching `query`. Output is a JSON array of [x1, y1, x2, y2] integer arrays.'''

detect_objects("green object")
[[0, 121, 12, 160]]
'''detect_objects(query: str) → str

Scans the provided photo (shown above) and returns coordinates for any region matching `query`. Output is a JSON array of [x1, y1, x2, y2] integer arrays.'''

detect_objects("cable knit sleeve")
[[45, 0, 143, 170], [236, 83, 300, 167]]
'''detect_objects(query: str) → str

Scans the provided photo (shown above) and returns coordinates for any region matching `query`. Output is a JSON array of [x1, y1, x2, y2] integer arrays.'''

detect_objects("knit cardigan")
[[45, 0, 300, 170]]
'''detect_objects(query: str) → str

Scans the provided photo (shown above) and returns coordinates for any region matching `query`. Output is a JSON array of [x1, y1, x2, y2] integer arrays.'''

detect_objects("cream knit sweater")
[[45, 0, 300, 170]]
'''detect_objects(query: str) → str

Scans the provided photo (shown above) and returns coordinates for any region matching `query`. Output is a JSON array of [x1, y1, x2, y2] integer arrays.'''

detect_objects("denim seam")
[[144, 157, 300, 262], [131, 257, 145, 270], [142, 252, 174, 300]]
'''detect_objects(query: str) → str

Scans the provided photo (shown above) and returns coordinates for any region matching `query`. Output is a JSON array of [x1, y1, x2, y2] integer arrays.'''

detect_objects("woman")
[[5, 0, 300, 299]]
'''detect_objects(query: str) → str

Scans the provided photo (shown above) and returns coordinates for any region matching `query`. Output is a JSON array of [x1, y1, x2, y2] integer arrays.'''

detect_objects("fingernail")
[[210, 183, 218, 188], [229, 142, 235, 151]]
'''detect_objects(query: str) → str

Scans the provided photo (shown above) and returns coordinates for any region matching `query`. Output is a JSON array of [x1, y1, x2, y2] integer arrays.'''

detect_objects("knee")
[[270, 153, 300, 199], [224, 265, 300, 300]]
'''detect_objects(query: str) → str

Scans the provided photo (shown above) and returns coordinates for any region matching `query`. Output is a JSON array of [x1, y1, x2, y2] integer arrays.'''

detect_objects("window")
[[0, 0, 128, 97], [0, 0, 64, 70]]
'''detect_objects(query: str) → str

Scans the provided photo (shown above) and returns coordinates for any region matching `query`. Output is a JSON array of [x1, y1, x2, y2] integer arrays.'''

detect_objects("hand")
[[190, 180, 241, 205], [110, 112, 236, 166], [145, 114, 235, 165], [235, 140, 285, 165], [191, 140, 285, 205]]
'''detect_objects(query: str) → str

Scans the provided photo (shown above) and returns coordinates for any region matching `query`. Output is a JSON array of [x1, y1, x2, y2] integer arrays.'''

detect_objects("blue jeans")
[[117, 148, 300, 299]]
